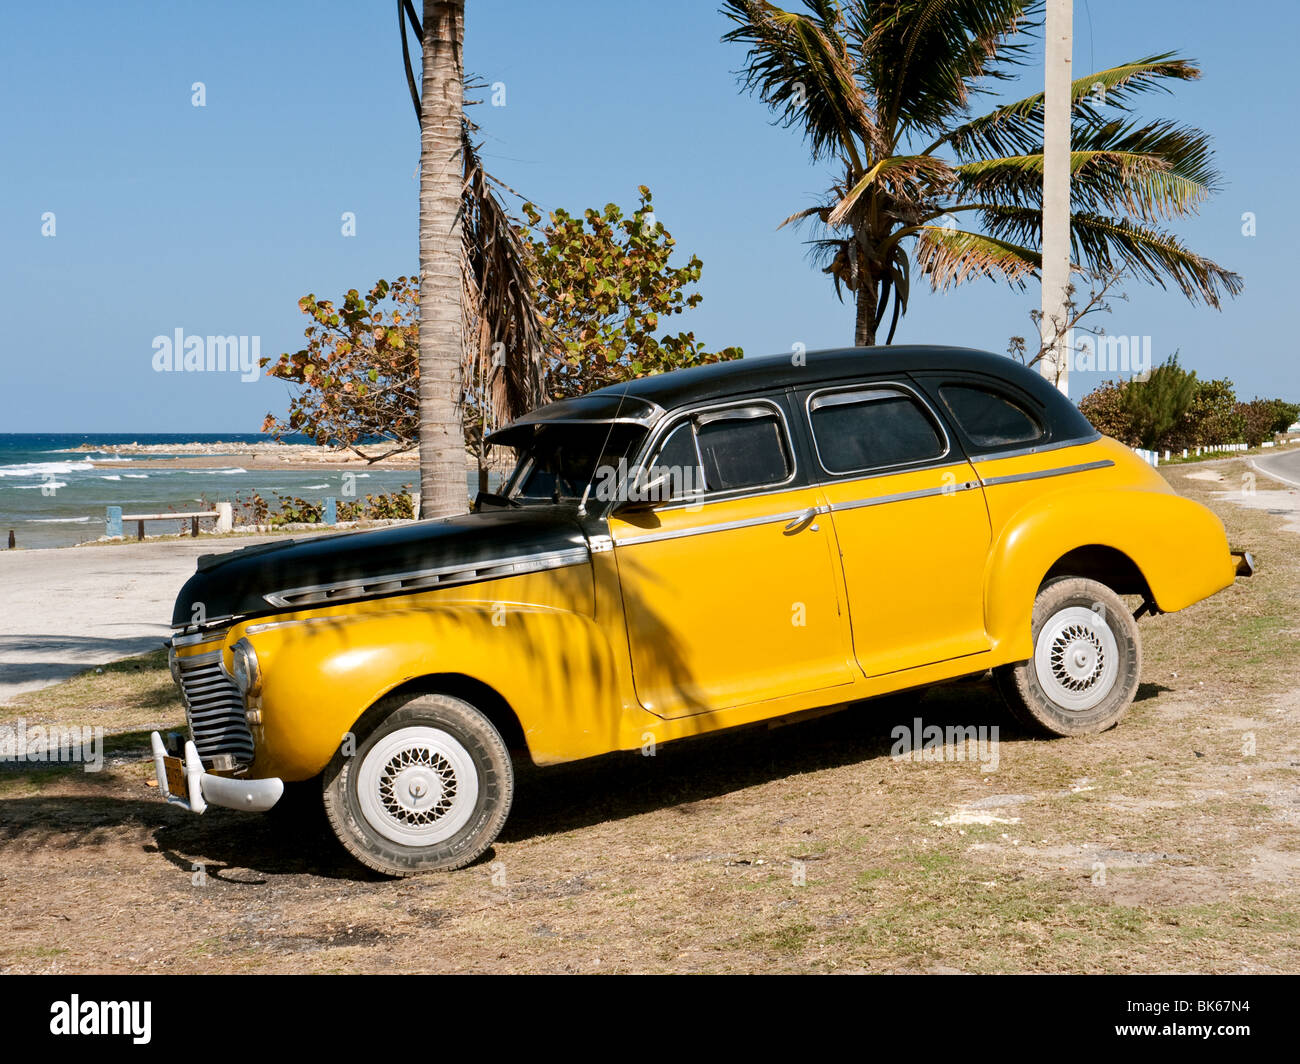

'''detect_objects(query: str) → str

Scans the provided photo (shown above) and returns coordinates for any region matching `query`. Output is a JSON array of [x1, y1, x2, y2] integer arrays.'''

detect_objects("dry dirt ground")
[[2, 459, 1297, 974]]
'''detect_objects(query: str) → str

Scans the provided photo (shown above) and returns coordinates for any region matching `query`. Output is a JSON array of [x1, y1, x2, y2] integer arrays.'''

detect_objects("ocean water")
[[0, 433, 422, 550]]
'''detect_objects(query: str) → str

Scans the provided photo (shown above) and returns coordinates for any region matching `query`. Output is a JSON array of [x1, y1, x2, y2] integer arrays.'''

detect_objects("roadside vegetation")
[[1080, 357, 1298, 452], [229, 489, 416, 527]]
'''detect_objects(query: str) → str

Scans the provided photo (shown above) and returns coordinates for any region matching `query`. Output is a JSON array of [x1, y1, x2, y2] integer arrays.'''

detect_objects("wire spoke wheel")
[[995, 577, 1142, 737], [323, 693, 513, 875], [1033, 606, 1119, 712], [357, 727, 480, 846]]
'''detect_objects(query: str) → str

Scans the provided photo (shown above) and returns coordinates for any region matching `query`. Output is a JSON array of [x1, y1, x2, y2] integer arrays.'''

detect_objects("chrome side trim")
[[614, 505, 829, 548], [978, 458, 1115, 488], [261, 546, 590, 609], [171, 627, 232, 648], [829, 479, 982, 514], [615, 459, 1113, 546], [245, 615, 340, 636], [959, 432, 1102, 463]]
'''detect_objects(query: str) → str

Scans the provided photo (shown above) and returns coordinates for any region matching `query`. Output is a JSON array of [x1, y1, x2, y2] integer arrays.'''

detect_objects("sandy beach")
[[76, 440, 420, 473]]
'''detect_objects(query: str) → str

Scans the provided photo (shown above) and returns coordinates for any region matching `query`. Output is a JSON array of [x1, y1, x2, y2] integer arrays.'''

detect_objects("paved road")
[[0, 536, 287, 704], [1254, 446, 1300, 489]]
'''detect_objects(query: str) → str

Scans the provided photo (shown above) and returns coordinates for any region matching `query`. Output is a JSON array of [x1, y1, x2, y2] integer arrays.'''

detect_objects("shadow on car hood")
[[172, 507, 590, 627]]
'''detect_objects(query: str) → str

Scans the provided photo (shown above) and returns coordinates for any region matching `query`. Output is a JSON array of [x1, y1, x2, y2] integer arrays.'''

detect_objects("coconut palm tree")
[[406, 0, 467, 517], [721, 0, 1242, 347], [400, 2, 547, 509]]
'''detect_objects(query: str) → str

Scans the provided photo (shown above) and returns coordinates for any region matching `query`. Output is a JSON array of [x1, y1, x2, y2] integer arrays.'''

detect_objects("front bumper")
[[149, 731, 283, 814]]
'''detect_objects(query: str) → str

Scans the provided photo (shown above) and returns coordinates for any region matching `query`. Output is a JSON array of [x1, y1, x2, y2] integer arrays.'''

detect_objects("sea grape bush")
[[230, 490, 415, 527]]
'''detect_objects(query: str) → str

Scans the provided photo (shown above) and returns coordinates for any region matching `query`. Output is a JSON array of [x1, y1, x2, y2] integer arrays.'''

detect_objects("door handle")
[[783, 507, 819, 535]]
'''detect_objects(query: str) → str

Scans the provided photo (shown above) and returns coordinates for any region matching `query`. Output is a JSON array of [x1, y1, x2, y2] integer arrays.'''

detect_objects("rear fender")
[[985, 487, 1235, 661]]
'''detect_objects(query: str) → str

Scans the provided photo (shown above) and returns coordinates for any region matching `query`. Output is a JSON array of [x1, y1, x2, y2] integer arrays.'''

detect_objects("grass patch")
[[4, 648, 184, 736]]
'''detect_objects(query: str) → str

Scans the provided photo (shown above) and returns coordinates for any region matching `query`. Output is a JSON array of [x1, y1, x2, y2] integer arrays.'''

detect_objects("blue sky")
[[2, 0, 1295, 432]]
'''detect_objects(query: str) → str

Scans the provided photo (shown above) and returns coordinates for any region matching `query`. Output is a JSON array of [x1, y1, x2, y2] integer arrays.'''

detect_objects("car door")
[[801, 381, 993, 677], [607, 397, 856, 719]]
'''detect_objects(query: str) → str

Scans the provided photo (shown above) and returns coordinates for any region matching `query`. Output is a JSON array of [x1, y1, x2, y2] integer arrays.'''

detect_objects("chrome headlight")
[[168, 646, 182, 686], [229, 638, 262, 699]]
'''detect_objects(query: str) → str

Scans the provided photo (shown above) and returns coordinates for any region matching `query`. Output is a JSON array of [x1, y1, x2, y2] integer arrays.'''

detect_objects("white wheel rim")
[[356, 727, 480, 847], [1033, 605, 1120, 712]]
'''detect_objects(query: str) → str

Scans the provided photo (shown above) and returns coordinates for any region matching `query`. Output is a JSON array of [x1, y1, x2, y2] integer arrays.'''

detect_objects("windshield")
[[504, 422, 648, 504]]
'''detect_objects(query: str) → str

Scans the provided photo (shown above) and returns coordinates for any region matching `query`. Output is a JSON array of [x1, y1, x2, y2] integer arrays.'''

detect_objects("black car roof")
[[489, 346, 1092, 443]]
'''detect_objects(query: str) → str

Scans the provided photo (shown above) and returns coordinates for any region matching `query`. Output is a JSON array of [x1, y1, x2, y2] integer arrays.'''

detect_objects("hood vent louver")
[[262, 547, 590, 610]]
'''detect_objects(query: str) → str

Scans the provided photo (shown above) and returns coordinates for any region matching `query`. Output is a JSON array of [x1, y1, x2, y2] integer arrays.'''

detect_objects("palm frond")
[[914, 224, 1040, 290], [826, 154, 954, 227], [856, 0, 1039, 140], [955, 119, 1220, 220], [978, 204, 1243, 307], [722, 0, 880, 161], [778, 203, 831, 229], [459, 127, 549, 426], [941, 52, 1202, 158]]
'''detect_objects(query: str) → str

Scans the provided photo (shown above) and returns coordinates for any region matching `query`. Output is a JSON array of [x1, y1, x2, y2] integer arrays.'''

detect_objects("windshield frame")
[[500, 420, 651, 508]]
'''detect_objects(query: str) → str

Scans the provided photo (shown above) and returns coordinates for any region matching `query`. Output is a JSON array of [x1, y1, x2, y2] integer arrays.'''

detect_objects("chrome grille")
[[175, 649, 255, 767]]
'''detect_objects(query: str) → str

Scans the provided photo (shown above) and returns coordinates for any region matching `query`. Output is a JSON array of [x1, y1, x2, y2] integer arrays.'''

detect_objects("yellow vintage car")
[[151, 347, 1251, 874]]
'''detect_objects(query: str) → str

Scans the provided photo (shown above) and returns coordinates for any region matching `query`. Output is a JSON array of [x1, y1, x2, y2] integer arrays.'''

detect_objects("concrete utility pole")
[[1040, 0, 1073, 396]]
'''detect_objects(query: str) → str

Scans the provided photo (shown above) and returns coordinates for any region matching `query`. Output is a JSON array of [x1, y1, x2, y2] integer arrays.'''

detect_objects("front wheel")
[[994, 577, 1141, 737], [322, 692, 513, 875]]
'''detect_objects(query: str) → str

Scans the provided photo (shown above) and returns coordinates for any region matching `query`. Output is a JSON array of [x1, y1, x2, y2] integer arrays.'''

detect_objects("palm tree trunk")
[[417, 0, 467, 518], [853, 275, 879, 347]]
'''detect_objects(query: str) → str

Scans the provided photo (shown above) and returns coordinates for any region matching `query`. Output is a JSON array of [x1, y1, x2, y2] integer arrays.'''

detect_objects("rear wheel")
[[322, 692, 513, 875], [995, 577, 1141, 737]]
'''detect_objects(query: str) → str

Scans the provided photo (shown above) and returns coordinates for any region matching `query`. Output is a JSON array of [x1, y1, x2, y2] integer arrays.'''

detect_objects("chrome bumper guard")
[[150, 731, 283, 814], [1231, 549, 1255, 577]]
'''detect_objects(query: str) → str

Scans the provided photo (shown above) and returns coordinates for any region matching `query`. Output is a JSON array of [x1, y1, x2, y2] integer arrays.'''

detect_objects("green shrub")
[[1166, 377, 1242, 450], [1077, 380, 1135, 444], [229, 489, 415, 527], [1235, 399, 1295, 447], [1080, 369, 1299, 453], [1118, 356, 1199, 450]]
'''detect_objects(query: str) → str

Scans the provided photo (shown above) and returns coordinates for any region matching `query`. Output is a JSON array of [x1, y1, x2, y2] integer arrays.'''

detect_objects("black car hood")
[[172, 507, 590, 627]]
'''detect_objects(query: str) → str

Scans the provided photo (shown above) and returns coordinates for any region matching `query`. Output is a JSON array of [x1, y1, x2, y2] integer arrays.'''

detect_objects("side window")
[[696, 407, 792, 491], [649, 404, 793, 497], [809, 388, 945, 473], [939, 384, 1043, 449], [645, 420, 705, 500]]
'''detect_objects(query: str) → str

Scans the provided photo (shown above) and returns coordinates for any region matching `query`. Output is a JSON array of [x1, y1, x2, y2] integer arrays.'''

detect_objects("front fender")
[[985, 486, 1236, 661], [237, 599, 626, 780]]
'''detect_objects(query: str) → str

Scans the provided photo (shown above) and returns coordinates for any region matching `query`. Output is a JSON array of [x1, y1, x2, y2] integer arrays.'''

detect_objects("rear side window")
[[650, 404, 792, 496], [809, 388, 945, 473], [939, 384, 1042, 449]]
